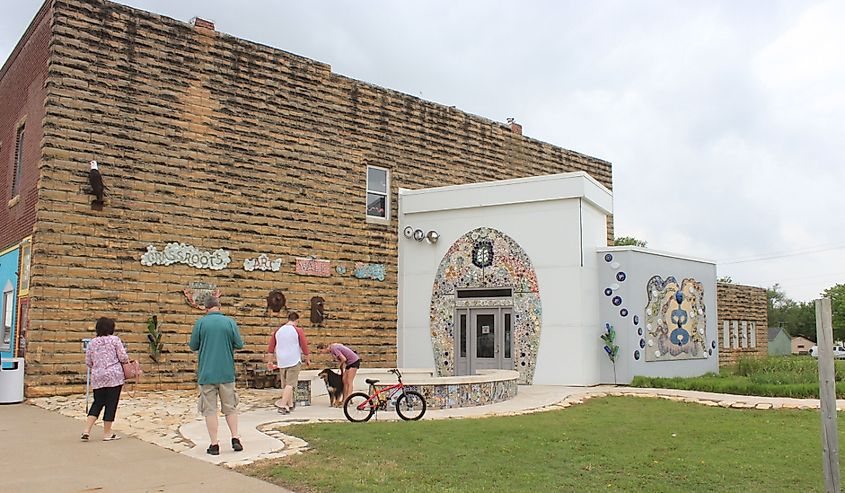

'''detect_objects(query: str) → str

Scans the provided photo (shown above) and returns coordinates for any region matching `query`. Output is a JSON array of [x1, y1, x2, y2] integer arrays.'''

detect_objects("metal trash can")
[[0, 357, 25, 404]]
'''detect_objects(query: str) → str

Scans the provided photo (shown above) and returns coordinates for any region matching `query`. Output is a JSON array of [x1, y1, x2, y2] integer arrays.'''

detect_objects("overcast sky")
[[3, 0, 843, 302]]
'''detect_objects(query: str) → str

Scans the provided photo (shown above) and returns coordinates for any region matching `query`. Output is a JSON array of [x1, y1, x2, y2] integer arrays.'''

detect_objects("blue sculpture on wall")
[[644, 276, 708, 361]]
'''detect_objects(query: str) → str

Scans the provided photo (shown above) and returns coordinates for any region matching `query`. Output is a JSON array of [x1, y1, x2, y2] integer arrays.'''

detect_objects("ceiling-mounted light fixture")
[[403, 226, 414, 239], [426, 230, 439, 244], [413, 229, 425, 242]]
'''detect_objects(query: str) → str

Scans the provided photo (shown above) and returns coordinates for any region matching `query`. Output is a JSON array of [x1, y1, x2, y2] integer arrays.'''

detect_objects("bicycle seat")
[[365, 378, 380, 385]]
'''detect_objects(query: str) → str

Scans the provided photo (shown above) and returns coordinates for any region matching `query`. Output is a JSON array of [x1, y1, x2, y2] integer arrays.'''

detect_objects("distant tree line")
[[768, 283, 845, 342]]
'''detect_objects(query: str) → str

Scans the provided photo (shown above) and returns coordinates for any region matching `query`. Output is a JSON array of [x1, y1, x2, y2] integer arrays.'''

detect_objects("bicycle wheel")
[[395, 390, 426, 421], [344, 392, 375, 422]]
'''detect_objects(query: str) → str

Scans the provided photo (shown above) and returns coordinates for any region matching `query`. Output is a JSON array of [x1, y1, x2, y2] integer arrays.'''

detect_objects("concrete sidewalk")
[[0, 403, 292, 493]]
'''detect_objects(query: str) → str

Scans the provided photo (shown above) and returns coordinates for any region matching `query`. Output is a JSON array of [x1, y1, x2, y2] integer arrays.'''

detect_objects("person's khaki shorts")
[[198, 382, 239, 417], [279, 362, 301, 389]]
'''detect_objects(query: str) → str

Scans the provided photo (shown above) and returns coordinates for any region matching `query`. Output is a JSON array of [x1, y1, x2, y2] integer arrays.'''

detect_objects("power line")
[[719, 241, 845, 265]]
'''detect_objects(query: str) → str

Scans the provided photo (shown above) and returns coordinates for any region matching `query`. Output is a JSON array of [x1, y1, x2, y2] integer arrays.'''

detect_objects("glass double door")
[[454, 308, 513, 376]]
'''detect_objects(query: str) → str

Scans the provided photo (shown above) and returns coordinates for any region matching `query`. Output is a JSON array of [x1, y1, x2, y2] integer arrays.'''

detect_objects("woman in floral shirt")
[[81, 317, 129, 441]]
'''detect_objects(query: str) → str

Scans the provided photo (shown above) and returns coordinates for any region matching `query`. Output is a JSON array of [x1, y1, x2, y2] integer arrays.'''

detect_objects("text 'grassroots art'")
[[644, 276, 708, 361], [141, 242, 231, 270]]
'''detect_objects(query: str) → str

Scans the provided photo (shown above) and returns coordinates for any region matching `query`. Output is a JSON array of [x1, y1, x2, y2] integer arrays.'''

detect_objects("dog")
[[318, 368, 344, 407]]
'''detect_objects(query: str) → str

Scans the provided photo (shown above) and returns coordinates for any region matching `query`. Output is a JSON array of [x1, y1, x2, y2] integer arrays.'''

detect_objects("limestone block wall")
[[21, 0, 613, 395], [716, 283, 768, 367]]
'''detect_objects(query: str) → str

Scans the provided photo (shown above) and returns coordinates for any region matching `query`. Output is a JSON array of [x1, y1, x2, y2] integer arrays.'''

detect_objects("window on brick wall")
[[366, 165, 389, 221], [749, 322, 756, 348], [1, 281, 13, 351], [723, 321, 730, 349], [11, 124, 25, 198], [731, 320, 739, 349]]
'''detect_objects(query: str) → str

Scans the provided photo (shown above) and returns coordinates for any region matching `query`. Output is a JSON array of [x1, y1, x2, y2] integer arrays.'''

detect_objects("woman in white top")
[[266, 311, 310, 413]]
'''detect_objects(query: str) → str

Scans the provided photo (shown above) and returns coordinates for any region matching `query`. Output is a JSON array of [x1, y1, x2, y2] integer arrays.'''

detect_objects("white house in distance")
[[396, 172, 719, 385]]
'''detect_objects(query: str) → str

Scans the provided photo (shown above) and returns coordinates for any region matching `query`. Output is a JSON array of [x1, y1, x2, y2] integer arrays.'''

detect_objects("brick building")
[[715, 282, 768, 367], [1, 0, 615, 396]]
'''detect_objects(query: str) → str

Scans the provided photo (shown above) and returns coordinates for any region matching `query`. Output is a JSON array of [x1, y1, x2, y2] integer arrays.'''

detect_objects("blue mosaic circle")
[[604, 254, 613, 262], [604, 288, 613, 296], [620, 308, 628, 317], [637, 327, 643, 336], [711, 341, 717, 349], [639, 338, 646, 348], [633, 315, 639, 325], [616, 271, 627, 282], [709, 348, 713, 356], [634, 350, 640, 360], [612, 296, 622, 306]]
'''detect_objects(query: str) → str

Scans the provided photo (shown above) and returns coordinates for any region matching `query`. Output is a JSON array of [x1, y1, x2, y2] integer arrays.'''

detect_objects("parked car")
[[810, 345, 845, 359]]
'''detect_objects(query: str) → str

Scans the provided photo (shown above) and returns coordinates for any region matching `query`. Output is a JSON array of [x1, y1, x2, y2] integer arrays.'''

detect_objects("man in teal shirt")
[[189, 296, 244, 456]]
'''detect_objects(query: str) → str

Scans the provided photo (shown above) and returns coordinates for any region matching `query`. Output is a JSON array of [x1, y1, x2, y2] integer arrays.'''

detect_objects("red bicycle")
[[343, 368, 426, 422]]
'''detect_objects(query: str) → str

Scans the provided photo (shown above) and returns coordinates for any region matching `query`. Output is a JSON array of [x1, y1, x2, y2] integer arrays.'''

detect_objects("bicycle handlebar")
[[390, 368, 403, 379]]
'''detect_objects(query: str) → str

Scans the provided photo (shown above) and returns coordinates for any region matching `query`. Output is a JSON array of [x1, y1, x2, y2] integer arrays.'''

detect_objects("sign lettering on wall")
[[141, 242, 231, 270], [244, 253, 282, 272], [353, 263, 386, 281], [295, 258, 331, 277]]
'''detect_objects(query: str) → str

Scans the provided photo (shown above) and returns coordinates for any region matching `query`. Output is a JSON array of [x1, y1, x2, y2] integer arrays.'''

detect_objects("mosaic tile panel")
[[430, 227, 541, 384], [389, 379, 517, 410], [644, 276, 708, 361]]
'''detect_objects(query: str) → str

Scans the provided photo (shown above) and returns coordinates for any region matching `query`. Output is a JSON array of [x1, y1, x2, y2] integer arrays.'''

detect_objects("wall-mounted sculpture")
[[644, 276, 708, 361], [244, 253, 282, 272], [183, 282, 221, 310], [295, 257, 331, 277], [142, 242, 230, 270], [266, 289, 287, 314], [354, 263, 385, 281], [310, 296, 325, 325], [430, 227, 541, 384]]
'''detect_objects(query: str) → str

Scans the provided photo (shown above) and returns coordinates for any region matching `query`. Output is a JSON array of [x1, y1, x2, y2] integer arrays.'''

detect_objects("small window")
[[1, 283, 13, 351], [459, 314, 467, 358], [11, 125, 25, 197], [749, 322, 756, 348], [366, 166, 389, 220]]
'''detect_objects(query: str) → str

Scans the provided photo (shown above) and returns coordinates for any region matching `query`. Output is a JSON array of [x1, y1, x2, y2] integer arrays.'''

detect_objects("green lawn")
[[242, 396, 837, 492], [631, 356, 843, 398]]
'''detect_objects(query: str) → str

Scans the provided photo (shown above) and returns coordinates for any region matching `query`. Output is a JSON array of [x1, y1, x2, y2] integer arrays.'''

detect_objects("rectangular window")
[[731, 321, 739, 349], [366, 165, 389, 220], [749, 322, 756, 348], [459, 314, 467, 358], [11, 125, 25, 197], [504, 313, 512, 359], [740, 321, 748, 348], [722, 321, 730, 349], [1, 288, 12, 350]]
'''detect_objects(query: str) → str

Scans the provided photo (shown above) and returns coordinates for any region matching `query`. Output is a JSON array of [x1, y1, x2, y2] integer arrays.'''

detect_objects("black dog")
[[318, 368, 344, 407]]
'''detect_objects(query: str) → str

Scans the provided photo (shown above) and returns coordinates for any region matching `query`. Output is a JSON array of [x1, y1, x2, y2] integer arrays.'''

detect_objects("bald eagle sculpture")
[[88, 160, 106, 208]]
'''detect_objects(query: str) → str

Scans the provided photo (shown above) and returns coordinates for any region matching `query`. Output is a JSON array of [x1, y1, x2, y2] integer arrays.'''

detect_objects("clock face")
[[471, 241, 494, 268]]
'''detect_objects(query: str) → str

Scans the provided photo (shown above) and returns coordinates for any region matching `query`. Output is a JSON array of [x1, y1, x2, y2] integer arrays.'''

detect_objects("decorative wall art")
[[266, 289, 287, 314], [243, 253, 281, 272], [430, 227, 541, 384], [335, 265, 347, 275], [310, 296, 325, 325], [644, 276, 708, 361], [601, 253, 641, 362], [295, 257, 331, 277], [183, 282, 220, 310], [354, 263, 385, 281], [141, 242, 230, 270]]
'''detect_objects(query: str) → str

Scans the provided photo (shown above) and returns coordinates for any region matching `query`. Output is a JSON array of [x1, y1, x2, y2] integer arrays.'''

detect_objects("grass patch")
[[242, 396, 836, 492], [631, 355, 844, 398]]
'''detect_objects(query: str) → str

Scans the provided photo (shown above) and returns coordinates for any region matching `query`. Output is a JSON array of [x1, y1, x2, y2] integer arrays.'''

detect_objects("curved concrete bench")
[[299, 368, 519, 410]]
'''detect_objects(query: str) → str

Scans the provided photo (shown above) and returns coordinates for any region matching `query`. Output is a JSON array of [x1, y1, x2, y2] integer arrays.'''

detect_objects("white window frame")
[[365, 165, 390, 224], [722, 320, 730, 349], [11, 123, 25, 198], [749, 321, 756, 348], [1, 282, 13, 351]]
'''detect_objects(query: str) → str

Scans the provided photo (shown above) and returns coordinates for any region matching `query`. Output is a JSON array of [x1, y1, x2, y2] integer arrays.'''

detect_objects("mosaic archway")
[[429, 227, 541, 384]]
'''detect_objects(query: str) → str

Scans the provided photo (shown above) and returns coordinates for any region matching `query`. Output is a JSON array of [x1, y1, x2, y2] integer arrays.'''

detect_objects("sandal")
[[103, 434, 121, 441], [80, 433, 89, 441]]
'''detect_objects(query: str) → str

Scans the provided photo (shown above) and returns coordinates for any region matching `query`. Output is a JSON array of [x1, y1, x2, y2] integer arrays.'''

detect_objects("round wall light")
[[426, 230, 439, 244], [413, 229, 425, 241], [403, 226, 414, 238]]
